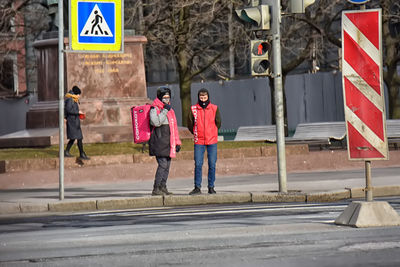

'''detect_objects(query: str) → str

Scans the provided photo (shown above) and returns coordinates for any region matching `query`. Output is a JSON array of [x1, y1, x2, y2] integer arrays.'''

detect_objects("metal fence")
[[1, 71, 391, 136], [148, 71, 383, 133]]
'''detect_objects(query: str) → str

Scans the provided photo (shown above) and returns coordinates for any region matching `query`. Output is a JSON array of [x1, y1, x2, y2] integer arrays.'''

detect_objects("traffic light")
[[288, 0, 316, 13], [235, 4, 271, 30], [251, 40, 271, 76]]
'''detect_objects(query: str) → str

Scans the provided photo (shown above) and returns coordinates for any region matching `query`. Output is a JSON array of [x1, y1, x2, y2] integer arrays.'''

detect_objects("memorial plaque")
[[66, 36, 147, 99]]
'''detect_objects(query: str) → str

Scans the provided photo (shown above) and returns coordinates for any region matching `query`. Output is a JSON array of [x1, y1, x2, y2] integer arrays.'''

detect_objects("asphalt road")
[[1, 198, 400, 266]]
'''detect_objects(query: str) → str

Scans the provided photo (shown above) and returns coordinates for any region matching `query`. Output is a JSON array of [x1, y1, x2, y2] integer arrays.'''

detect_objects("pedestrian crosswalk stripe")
[[80, 4, 113, 37]]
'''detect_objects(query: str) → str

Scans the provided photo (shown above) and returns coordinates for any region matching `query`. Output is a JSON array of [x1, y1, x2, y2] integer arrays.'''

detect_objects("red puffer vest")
[[191, 103, 218, 145]]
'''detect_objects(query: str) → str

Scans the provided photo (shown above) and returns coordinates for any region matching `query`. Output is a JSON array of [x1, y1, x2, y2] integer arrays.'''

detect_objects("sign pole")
[[58, 0, 65, 200], [272, 0, 287, 193], [360, 0, 371, 204], [365, 160, 372, 201]]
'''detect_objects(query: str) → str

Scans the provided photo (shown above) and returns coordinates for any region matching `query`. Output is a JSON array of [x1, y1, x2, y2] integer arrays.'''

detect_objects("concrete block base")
[[335, 201, 400, 228]]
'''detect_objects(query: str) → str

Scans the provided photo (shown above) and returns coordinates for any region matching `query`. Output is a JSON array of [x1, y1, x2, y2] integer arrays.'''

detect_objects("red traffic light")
[[252, 41, 270, 56], [251, 40, 271, 76]]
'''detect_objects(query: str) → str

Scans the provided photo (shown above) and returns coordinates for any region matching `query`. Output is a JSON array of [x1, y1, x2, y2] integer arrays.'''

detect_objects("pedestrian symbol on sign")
[[80, 4, 113, 37]]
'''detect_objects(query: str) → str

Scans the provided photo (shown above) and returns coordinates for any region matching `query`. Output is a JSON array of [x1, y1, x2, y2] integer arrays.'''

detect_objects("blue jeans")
[[194, 143, 217, 188]]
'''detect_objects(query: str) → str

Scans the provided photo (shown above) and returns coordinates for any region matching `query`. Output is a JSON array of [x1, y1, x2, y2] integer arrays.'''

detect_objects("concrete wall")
[[0, 95, 37, 135]]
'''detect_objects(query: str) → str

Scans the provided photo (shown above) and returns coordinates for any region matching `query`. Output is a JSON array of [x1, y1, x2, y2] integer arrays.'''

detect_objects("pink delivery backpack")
[[130, 104, 152, 144]]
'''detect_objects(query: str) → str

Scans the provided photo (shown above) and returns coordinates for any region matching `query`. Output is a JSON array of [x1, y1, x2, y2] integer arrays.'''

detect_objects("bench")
[[286, 121, 346, 148], [234, 125, 277, 142], [234, 120, 398, 149], [387, 119, 400, 149]]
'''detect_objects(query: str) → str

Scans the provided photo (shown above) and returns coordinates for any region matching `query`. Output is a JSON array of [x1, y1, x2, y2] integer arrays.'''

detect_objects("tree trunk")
[[389, 89, 400, 119], [179, 77, 192, 127], [228, 3, 235, 78], [393, 99, 400, 119], [269, 76, 288, 136], [175, 6, 192, 127], [269, 77, 276, 125], [382, 0, 400, 119]]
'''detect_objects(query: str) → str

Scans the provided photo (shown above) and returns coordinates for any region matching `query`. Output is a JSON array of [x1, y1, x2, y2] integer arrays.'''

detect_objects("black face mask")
[[198, 99, 210, 109]]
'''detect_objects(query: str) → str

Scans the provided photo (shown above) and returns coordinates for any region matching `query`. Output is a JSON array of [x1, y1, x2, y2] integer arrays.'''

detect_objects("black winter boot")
[[152, 185, 163, 196], [79, 152, 90, 160], [160, 185, 173, 195], [64, 150, 73, 157], [65, 140, 74, 157]]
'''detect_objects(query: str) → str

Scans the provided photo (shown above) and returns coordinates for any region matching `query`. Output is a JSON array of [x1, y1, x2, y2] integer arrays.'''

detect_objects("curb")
[[252, 192, 306, 203], [49, 200, 97, 213], [1, 185, 399, 216], [97, 196, 164, 210], [306, 189, 350, 202], [164, 192, 252, 206], [0, 145, 309, 173], [348, 185, 400, 199]]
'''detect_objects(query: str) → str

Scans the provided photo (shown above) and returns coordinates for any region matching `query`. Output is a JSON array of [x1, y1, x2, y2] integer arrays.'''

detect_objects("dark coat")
[[65, 97, 83, 140], [149, 124, 170, 157]]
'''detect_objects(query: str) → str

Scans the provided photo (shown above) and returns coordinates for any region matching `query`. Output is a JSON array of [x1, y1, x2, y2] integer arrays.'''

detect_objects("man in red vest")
[[187, 88, 221, 194]]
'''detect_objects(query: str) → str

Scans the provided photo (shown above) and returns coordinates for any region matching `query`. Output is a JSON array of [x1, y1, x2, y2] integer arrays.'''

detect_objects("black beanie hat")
[[72, 86, 81, 95], [157, 86, 171, 100], [198, 88, 209, 99], [198, 88, 210, 108]]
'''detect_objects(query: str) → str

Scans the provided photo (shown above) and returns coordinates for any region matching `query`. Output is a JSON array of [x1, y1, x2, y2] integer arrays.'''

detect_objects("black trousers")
[[66, 139, 83, 154], [154, 156, 171, 187]]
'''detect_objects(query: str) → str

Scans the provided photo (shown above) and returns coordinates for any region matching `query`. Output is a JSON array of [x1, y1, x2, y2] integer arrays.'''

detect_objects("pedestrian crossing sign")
[[70, 0, 123, 52]]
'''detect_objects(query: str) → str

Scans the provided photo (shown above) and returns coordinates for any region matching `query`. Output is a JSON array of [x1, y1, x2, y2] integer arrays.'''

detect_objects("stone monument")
[[65, 35, 150, 143], [26, 35, 149, 144]]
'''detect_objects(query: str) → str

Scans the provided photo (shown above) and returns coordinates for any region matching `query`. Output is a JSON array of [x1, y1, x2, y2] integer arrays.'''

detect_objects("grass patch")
[[0, 140, 273, 160]]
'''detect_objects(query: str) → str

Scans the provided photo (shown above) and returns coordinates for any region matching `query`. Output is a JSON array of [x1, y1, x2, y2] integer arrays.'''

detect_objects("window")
[[0, 57, 15, 96]]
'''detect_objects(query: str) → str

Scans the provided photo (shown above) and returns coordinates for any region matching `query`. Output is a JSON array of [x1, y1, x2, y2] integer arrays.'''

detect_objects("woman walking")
[[64, 86, 90, 160]]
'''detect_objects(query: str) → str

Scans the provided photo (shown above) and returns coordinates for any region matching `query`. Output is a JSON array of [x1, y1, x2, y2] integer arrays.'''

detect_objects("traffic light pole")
[[271, 0, 287, 193], [58, 0, 65, 200], [235, 0, 287, 192]]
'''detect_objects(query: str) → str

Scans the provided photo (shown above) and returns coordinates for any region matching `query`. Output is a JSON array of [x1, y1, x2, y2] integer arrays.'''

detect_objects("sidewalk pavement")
[[1, 148, 400, 216]]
